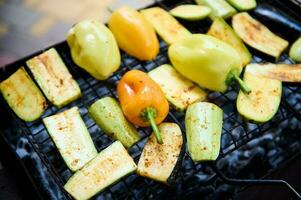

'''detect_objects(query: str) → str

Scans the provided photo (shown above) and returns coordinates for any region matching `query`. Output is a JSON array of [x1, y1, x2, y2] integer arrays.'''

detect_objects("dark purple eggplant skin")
[[252, 3, 301, 42]]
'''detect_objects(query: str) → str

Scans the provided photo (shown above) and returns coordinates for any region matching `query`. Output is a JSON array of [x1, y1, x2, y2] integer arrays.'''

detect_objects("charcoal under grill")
[[1, 0, 301, 199]]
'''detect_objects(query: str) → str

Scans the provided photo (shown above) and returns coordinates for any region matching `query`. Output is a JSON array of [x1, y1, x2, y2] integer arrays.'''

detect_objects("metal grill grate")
[[1, 0, 301, 199]]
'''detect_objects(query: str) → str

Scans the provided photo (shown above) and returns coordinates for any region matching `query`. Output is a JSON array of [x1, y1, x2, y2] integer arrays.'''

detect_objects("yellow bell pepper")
[[108, 6, 159, 61], [169, 34, 251, 93], [67, 20, 120, 80]]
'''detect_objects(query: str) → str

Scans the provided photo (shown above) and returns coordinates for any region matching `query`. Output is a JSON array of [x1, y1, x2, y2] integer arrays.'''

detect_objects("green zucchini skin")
[[26, 48, 81, 108], [289, 37, 301, 62], [43, 107, 97, 172], [0, 67, 47, 122], [226, 0, 256, 11], [185, 102, 223, 162], [88, 97, 141, 148], [137, 123, 183, 184], [148, 64, 207, 111], [64, 141, 137, 200], [195, 0, 236, 19]]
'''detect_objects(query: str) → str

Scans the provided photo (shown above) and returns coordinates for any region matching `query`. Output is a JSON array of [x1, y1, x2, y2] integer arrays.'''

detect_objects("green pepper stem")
[[145, 107, 163, 144], [233, 74, 251, 94], [227, 70, 251, 94]]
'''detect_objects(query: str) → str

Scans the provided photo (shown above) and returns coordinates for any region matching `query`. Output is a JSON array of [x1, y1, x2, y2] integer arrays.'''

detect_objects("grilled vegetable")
[[232, 12, 289, 58], [185, 102, 223, 161], [137, 123, 183, 184], [64, 141, 137, 200], [67, 20, 120, 80], [88, 97, 141, 148], [0, 67, 46, 122], [226, 0, 256, 11], [117, 70, 169, 144], [108, 6, 159, 61], [26, 48, 81, 108], [253, 4, 301, 41], [246, 63, 301, 82], [43, 107, 97, 171], [148, 64, 207, 111], [141, 7, 191, 45], [289, 37, 301, 62], [170, 5, 211, 21], [195, 0, 236, 19], [207, 17, 252, 66], [237, 64, 282, 123], [168, 34, 251, 93]]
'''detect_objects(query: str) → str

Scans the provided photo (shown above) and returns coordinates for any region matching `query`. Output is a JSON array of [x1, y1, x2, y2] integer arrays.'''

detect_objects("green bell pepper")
[[168, 34, 250, 93], [67, 20, 121, 80]]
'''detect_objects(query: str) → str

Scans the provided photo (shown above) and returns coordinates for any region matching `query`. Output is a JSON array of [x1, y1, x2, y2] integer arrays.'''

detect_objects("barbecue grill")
[[1, 0, 301, 199]]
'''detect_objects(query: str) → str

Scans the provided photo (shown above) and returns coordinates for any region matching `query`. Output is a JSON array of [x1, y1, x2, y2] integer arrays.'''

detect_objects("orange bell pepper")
[[108, 6, 159, 61], [117, 70, 169, 144]]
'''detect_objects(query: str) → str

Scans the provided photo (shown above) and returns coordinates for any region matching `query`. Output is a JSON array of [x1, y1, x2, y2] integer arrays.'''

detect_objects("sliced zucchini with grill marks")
[[226, 0, 256, 11], [0, 67, 47, 122], [148, 64, 207, 111], [88, 97, 141, 148], [237, 64, 282, 123], [64, 141, 137, 200], [26, 48, 81, 108], [232, 12, 289, 58], [141, 7, 191, 45], [195, 0, 236, 19], [170, 5, 211, 21], [246, 63, 301, 82], [137, 123, 183, 184], [185, 102, 223, 162], [43, 107, 97, 171], [207, 17, 252, 66]]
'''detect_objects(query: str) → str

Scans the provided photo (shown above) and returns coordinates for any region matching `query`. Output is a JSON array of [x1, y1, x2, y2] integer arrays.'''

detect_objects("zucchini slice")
[[185, 102, 223, 162], [170, 5, 211, 21], [43, 107, 97, 171], [148, 64, 207, 111], [237, 64, 282, 123], [207, 17, 252, 66], [226, 0, 256, 11], [88, 97, 141, 148], [232, 12, 289, 58], [246, 63, 301, 82], [289, 37, 301, 62], [195, 0, 236, 19], [0, 67, 47, 122], [141, 7, 191, 45], [137, 123, 183, 184], [26, 48, 81, 108], [64, 141, 137, 200]]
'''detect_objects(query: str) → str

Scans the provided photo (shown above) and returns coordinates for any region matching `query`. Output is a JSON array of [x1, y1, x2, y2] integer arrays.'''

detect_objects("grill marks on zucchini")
[[64, 141, 137, 200], [137, 123, 183, 184], [0, 67, 47, 122], [43, 107, 97, 171], [232, 12, 289, 58], [246, 63, 301, 82], [26, 48, 81, 108], [148, 64, 207, 111]]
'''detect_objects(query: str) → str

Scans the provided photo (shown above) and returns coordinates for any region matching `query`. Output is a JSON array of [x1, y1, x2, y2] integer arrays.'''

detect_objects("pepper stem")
[[227, 70, 251, 94], [145, 107, 163, 144], [233, 74, 251, 94]]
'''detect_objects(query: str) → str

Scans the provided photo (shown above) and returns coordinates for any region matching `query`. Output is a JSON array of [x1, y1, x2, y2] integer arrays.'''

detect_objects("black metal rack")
[[0, 0, 301, 199]]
